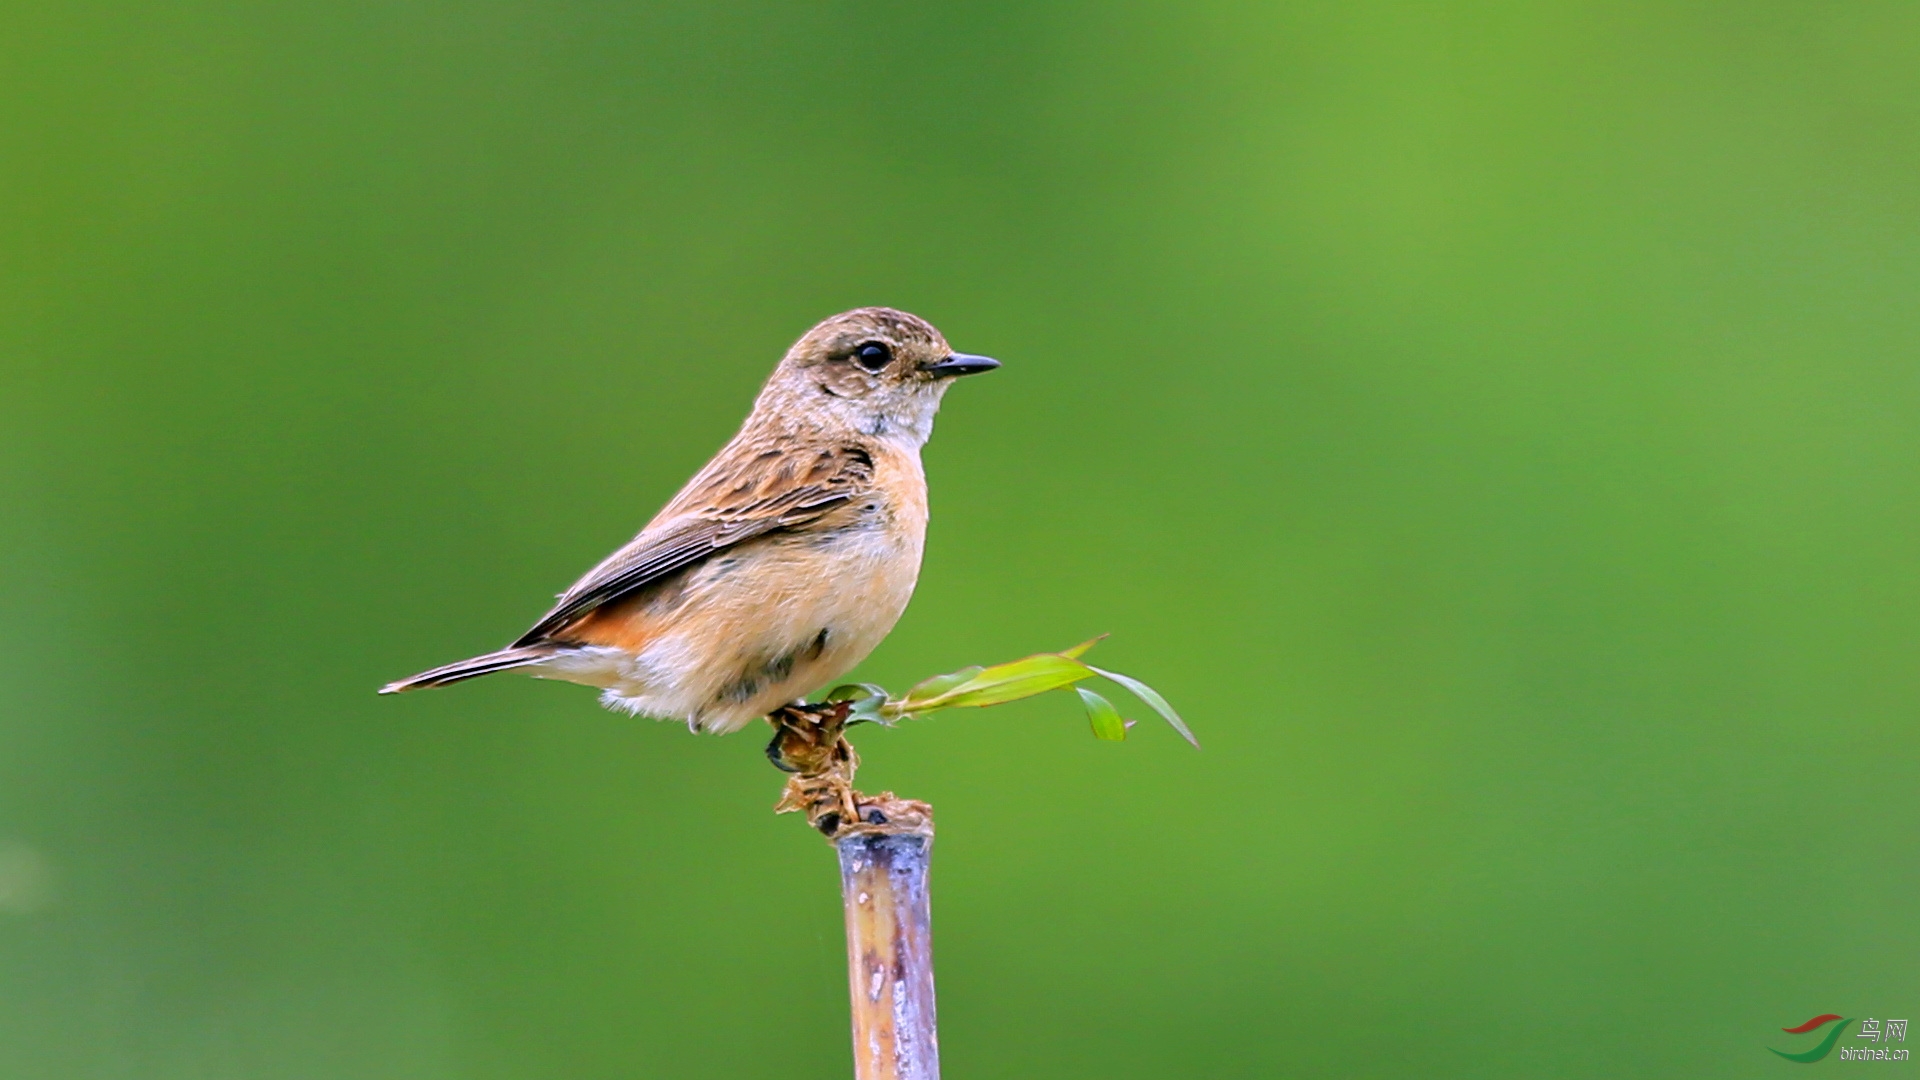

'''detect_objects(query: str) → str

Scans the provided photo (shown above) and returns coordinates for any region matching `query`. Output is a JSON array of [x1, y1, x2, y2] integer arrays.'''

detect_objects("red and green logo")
[[1772, 1015, 1852, 1063]]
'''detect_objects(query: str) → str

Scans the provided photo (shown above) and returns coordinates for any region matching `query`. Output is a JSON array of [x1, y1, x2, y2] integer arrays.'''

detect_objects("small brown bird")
[[380, 307, 999, 734]]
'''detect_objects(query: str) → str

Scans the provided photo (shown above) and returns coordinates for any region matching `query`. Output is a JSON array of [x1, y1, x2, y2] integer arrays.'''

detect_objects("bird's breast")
[[572, 442, 930, 733], [781, 442, 928, 654]]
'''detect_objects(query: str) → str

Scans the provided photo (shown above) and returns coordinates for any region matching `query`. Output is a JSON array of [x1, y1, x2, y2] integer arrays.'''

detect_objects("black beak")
[[921, 353, 1002, 378]]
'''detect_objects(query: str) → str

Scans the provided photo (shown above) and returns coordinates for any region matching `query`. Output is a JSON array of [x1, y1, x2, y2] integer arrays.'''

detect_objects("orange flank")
[[565, 596, 661, 653]]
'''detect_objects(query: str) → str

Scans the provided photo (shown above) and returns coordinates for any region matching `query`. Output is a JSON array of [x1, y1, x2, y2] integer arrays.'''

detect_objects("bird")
[[379, 306, 1000, 735]]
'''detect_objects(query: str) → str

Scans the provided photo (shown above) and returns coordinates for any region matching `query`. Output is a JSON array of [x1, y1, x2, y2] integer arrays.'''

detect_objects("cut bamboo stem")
[[768, 703, 941, 1080], [839, 815, 938, 1080]]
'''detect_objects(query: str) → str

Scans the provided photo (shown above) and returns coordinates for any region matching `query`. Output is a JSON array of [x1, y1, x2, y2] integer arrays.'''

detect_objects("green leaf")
[[898, 652, 1096, 712], [1086, 665, 1199, 748], [901, 666, 983, 702], [1078, 687, 1127, 741], [936, 654, 1095, 708], [826, 682, 890, 703], [1059, 635, 1108, 660], [845, 694, 891, 726]]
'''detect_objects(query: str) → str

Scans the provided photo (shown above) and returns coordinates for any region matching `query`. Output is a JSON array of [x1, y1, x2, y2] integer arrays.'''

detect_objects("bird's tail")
[[379, 646, 552, 694]]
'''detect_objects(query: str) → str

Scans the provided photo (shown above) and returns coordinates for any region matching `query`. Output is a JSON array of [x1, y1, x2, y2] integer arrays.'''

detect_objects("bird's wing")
[[511, 442, 874, 646]]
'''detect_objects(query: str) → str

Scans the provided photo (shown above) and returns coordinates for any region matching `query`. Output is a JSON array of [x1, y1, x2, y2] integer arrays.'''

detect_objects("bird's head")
[[759, 307, 1000, 446]]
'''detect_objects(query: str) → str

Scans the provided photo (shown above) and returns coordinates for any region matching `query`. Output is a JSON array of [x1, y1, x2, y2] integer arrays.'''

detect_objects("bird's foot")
[[768, 700, 861, 834], [764, 700, 852, 775], [766, 700, 931, 838]]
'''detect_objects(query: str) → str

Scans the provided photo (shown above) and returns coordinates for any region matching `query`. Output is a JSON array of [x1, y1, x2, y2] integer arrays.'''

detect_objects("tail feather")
[[380, 646, 552, 694]]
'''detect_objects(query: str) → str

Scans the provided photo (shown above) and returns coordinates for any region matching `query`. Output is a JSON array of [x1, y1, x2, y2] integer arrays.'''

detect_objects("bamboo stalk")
[[768, 703, 941, 1080], [838, 812, 938, 1080]]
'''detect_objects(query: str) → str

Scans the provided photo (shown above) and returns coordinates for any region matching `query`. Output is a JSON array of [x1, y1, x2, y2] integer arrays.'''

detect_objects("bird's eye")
[[853, 342, 892, 372]]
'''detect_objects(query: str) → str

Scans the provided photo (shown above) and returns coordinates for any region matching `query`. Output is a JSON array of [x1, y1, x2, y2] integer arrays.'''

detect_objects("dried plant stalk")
[[769, 703, 940, 1079], [838, 811, 938, 1080]]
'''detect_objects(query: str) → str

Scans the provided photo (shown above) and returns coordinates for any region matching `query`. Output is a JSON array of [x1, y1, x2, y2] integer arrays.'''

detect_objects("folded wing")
[[512, 441, 875, 646]]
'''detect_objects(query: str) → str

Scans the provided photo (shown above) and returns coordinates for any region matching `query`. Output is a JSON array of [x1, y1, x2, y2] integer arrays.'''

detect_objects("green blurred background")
[[4, 1, 1916, 1076]]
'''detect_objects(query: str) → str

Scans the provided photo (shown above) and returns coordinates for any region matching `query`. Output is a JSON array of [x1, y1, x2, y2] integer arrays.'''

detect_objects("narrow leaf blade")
[[902, 666, 983, 703], [826, 682, 890, 703], [1060, 635, 1109, 660], [845, 694, 891, 726], [937, 654, 1095, 708], [900, 653, 1096, 712], [1078, 687, 1127, 741], [1087, 665, 1199, 748]]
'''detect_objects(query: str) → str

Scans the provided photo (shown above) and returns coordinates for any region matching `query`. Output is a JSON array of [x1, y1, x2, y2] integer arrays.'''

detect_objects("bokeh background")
[[4, 2, 1917, 1077]]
